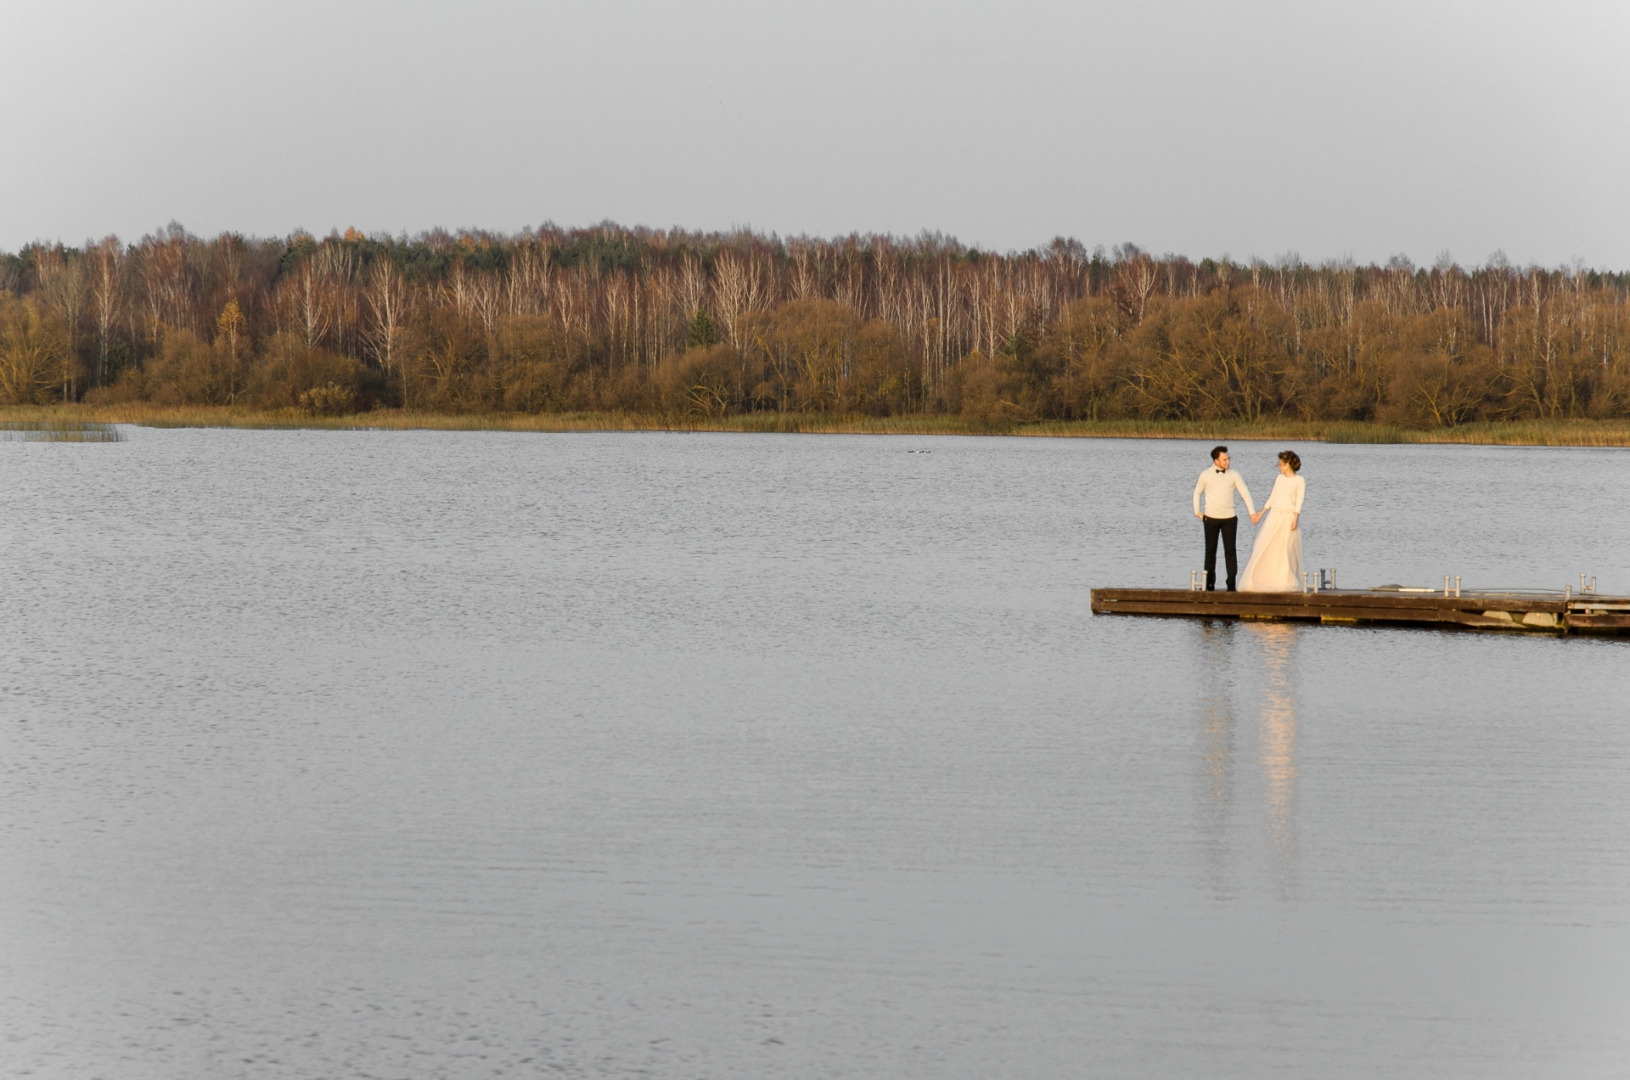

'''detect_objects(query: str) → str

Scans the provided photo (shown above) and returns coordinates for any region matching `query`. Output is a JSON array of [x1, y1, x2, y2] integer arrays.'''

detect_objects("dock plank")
[[1089, 587, 1626, 636]]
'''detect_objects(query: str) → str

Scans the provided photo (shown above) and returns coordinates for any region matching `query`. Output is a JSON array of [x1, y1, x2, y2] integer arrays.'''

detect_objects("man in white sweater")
[[1193, 445, 1256, 591]]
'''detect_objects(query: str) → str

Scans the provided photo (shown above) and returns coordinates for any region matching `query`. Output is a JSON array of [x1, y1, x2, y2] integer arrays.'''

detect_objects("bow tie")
[[1215, 468, 1225, 474]]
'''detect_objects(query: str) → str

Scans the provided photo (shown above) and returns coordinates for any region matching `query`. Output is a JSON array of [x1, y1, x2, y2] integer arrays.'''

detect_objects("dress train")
[[1238, 507, 1304, 592]]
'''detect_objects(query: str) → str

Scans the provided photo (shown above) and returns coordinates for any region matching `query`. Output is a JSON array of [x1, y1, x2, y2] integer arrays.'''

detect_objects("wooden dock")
[[1090, 586, 1630, 635]]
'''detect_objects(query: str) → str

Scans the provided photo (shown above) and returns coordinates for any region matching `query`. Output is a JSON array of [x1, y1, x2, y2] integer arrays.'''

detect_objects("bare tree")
[[712, 250, 771, 343], [506, 243, 551, 316], [0, 293, 66, 404], [676, 253, 709, 322], [364, 259, 411, 401], [87, 237, 127, 385], [33, 245, 89, 399], [296, 259, 331, 350]]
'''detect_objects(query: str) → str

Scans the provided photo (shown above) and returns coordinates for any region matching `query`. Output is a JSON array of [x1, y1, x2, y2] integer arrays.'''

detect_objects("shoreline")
[[4, 405, 1630, 446]]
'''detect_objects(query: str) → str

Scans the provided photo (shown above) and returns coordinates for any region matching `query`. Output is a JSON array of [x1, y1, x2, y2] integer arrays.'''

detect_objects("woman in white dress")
[[1238, 451, 1306, 592]]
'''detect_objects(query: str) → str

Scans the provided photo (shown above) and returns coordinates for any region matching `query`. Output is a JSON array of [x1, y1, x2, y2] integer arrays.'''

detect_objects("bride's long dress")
[[1238, 473, 1306, 592]]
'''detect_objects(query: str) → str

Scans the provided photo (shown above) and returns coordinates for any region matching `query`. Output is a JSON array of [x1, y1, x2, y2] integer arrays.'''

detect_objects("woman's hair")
[[1278, 450, 1301, 473]]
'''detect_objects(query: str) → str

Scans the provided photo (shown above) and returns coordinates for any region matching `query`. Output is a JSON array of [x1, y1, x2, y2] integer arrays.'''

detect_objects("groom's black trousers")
[[1203, 515, 1238, 591]]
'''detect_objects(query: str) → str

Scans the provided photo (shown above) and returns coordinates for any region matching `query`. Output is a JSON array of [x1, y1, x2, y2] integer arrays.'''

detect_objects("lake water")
[[2, 429, 1628, 1079]]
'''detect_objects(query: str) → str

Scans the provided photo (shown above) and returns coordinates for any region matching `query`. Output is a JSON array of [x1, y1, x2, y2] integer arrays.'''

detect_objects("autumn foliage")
[[2, 223, 1628, 426]]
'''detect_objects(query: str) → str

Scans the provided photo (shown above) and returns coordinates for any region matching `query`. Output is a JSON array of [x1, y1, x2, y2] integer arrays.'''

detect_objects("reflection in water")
[[1191, 620, 1303, 894], [1249, 622, 1300, 886], [1194, 620, 1237, 895]]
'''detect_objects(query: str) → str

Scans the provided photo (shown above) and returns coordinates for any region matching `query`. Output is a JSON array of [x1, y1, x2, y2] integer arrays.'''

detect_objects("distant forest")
[[2, 223, 1628, 426]]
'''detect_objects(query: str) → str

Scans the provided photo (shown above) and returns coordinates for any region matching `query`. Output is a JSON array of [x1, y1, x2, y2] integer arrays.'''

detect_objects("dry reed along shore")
[[4, 405, 1630, 445]]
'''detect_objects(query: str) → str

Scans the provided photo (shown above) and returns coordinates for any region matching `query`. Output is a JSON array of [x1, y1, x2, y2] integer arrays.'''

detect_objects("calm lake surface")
[[3, 429, 1628, 1078]]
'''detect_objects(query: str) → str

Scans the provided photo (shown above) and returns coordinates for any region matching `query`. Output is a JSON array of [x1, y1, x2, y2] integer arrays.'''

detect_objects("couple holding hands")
[[1192, 445, 1306, 592]]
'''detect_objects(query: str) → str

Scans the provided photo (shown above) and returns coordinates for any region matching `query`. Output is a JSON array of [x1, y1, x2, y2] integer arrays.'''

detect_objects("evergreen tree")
[[686, 309, 717, 348]]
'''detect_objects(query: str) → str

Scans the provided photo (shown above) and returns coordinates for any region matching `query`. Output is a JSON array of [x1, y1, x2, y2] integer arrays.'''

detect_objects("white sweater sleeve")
[[1193, 471, 1206, 515], [1234, 473, 1255, 517], [1290, 476, 1305, 513]]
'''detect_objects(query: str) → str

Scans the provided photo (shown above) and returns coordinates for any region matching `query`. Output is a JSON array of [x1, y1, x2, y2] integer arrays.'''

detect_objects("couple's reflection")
[[1196, 619, 1236, 896], [1254, 622, 1299, 881], [1195, 619, 1299, 891]]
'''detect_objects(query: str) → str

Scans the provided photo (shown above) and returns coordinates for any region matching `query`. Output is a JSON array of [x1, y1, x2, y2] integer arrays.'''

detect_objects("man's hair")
[[1210, 445, 1228, 461]]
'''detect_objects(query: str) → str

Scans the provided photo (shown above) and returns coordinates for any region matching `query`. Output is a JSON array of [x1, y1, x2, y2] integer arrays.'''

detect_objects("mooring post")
[[1443, 575, 1451, 598], [1454, 576, 1461, 598]]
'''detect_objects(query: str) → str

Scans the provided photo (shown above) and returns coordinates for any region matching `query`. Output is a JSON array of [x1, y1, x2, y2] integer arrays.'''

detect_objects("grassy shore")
[[4, 404, 1630, 446]]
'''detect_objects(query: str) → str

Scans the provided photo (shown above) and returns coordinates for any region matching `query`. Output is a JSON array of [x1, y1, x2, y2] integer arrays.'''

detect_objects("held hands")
[[1250, 511, 1263, 525]]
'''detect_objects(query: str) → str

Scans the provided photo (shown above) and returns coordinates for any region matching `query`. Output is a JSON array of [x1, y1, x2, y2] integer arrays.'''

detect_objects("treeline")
[[2, 222, 1629, 426]]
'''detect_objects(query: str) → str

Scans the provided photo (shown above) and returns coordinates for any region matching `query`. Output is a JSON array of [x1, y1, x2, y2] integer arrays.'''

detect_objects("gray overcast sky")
[[3, 0, 1626, 266]]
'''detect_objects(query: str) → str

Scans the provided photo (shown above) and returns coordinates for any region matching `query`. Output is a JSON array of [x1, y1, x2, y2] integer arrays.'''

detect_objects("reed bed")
[[0, 417, 122, 442], [3, 406, 1629, 446], [1393, 420, 1630, 446]]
